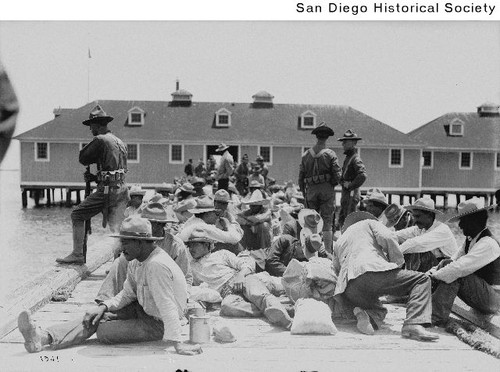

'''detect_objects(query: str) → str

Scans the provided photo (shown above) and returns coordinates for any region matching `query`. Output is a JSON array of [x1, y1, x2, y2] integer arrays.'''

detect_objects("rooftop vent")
[[53, 107, 63, 118], [252, 90, 274, 108], [170, 80, 192, 107], [477, 102, 500, 117]]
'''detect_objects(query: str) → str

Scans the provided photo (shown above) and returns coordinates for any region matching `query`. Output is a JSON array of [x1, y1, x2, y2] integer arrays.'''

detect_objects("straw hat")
[[186, 226, 221, 243], [214, 189, 231, 203], [188, 195, 217, 214], [248, 180, 264, 189], [379, 203, 406, 228], [111, 216, 162, 240], [297, 209, 324, 232], [215, 143, 230, 152], [448, 197, 496, 222], [141, 202, 168, 223], [337, 129, 362, 141], [129, 184, 146, 196], [191, 177, 206, 186], [341, 211, 378, 233], [242, 190, 270, 206], [363, 188, 388, 207], [405, 197, 442, 215], [82, 104, 114, 126], [302, 233, 323, 259], [179, 182, 195, 194]]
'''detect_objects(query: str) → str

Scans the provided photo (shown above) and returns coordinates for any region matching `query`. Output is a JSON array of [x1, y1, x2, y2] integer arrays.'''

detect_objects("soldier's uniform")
[[56, 105, 129, 264], [298, 123, 341, 252], [338, 129, 367, 229]]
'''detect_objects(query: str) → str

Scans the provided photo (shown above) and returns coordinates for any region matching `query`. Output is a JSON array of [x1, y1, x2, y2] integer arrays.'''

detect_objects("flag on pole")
[[88, 48, 91, 59]]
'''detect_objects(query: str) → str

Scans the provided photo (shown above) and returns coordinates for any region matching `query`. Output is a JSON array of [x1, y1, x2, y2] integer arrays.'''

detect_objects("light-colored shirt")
[[333, 219, 404, 296], [396, 220, 458, 258], [178, 216, 242, 244], [103, 247, 187, 342], [217, 151, 234, 179], [433, 229, 500, 287], [158, 232, 193, 289], [190, 250, 254, 293]]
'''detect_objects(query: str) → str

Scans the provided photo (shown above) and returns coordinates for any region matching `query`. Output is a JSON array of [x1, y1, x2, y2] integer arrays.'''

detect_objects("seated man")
[[155, 182, 175, 200], [333, 211, 439, 341], [96, 203, 193, 302], [397, 197, 458, 272], [191, 177, 208, 197], [18, 216, 201, 355], [185, 227, 292, 329], [430, 197, 500, 326], [359, 188, 389, 218], [124, 184, 147, 217], [212, 189, 244, 255], [265, 233, 328, 277], [173, 182, 197, 223], [237, 190, 273, 251]]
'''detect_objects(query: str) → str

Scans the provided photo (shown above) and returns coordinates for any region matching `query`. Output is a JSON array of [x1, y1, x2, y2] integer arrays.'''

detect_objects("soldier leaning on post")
[[56, 105, 129, 265], [298, 122, 342, 254]]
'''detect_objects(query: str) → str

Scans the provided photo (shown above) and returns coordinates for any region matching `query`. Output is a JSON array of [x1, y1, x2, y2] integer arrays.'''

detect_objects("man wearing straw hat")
[[430, 197, 500, 326], [299, 122, 342, 254], [95, 202, 193, 302], [18, 216, 202, 355], [396, 197, 458, 273], [337, 129, 367, 230], [173, 182, 197, 223], [237, 190, 273, 251], [332, 211, 439, 341], [215, 143, 234, 192], [57, 104, 129, 265]]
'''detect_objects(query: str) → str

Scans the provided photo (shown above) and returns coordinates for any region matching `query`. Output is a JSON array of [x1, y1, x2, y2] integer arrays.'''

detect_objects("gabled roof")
[[408, 111, 500, 150], [15, 100, 420, 148]]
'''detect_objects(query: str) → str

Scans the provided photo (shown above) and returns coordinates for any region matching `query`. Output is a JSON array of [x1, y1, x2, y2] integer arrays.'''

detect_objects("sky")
[[0, 20, 499, 169]]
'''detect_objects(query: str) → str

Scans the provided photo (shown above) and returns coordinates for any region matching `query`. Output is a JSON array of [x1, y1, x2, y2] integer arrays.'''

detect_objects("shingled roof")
[[15, 99, 420, 148], [409, 107, 500, 150]]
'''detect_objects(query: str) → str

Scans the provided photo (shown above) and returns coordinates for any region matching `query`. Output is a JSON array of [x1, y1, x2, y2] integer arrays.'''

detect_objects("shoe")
[[264, 307, 293, 330], [56, 253, 85, 265], [18, 311, 44, 353], [353, 307, 375, 335], [401, 324, 439, 342]]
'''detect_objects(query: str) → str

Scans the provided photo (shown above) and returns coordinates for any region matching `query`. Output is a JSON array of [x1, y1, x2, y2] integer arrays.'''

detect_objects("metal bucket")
[[189, 315, 211, 344], [187, 306, 206, 318]]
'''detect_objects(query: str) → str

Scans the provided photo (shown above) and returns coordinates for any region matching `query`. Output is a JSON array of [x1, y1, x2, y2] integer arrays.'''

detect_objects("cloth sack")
[[305, 257, 338, 301], [189, 283, 223, 303], [290, 298, 337, 335], [281, 259, 311, 303], [212, 321, 237, 343]]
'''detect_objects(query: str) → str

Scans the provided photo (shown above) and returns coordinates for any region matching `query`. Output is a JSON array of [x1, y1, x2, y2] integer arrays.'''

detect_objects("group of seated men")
[[18, 183, 500, 354]]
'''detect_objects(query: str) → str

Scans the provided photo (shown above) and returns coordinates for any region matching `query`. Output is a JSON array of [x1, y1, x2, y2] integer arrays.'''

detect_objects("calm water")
[[1, 169, 500, 302]]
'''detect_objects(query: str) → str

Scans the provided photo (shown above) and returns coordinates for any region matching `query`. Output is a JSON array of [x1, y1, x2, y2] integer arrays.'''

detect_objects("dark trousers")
[[343, 269, 432, 327], [218, 178, 229, 191], [432, 274, 500, 324]]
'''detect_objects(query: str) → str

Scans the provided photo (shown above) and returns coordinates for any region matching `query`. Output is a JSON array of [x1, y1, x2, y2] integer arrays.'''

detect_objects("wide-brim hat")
[[111, 216, 162, 240], [338, 129, 362, 141], [191, 177, 206, 186], [311, 122, 334, 137], [228, 182, 239, 195], [188, 195, 217, 214], [214, 189, 232, 203], [242, 190, 270, 206], [248, 179, 264, 189], [300, 233, 323, 260], [215, 143, 230, 152], [141, 202, 168, 223], [185, 226, 223, 244], [379, 203, 405, 228], [363, 188, 388, 207], [448, 197, 496, 222], [405, 197, 442, 215], [179, 182, 195, 194], [82, 104, 114, 126], [297, 209, 324, 232], [164, 205, 179, 223], [341, 211, 378, 234], [129, 184, 147, 196]]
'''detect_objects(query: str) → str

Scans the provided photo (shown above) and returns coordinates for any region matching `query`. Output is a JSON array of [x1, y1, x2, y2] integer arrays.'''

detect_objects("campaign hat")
[[311, 122, 334, 137], [337, 129, 362, 141], [82, 104, 114, 126]]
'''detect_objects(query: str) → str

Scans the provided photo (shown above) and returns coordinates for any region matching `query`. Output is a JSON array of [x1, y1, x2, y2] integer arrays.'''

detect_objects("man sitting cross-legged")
[[18, 216, 202, 355], [185, 226, 292, 330]]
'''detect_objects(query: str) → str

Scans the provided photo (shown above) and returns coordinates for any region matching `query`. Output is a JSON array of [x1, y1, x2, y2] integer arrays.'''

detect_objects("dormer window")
[[449, 118, 463, 136], [127, 107, 145, 126], [300, 110, 317, 129], [215, 108, 232, 127]]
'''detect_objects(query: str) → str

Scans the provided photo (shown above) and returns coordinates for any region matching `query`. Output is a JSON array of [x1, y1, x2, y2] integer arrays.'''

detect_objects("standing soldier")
[[256, 155, 269, 189], [337, 129, 367, 229], [215, 143, 234, 192], [56, 105, 129, 265], [234, 154, 250, 196], [298, 122, 341, 253]]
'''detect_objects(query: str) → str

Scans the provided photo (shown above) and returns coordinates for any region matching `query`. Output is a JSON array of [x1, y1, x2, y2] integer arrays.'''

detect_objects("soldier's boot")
[[323, 230, 334, 254], [56, 220, 85, 265], [263, 295, 293, 330]]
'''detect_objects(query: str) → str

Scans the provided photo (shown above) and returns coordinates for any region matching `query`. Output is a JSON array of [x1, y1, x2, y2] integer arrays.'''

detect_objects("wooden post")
[[76, 190, 81, 204], [443, 193, 448, 209], [46, 188, 52, 206], [34, 190, 41, 206], [66, 189, 72, 207], [22, 189, 28, 208]]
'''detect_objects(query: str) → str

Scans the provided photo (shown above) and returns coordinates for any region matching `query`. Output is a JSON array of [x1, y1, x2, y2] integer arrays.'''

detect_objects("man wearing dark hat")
[[298, 122, 342, 254], [56, 104, 129, 265], [430, 197, 500, 326], [215, 143, 234, 191], [337, 129, 366, 230], [19, 216, 202, 355]]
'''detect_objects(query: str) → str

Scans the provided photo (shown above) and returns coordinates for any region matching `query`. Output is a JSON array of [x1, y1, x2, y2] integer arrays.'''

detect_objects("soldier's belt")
[[304, 173, 332, 185], [97, 170, 126, 182]]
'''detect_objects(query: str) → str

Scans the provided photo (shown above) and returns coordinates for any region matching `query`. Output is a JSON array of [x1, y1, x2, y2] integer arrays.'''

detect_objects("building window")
[[389, 148, 403, 168], [459, 152, 472, 169], [170, 144, 184, 164], [422, 151, 433, 168], [300, 110, 317, 129], [127, 107, 145, 126], [127, 143, 139, 163], [215, 108, 231, 127], [449, 119, 464, 136], [258, 146, 273, 165], [35, 142, 50, 162]]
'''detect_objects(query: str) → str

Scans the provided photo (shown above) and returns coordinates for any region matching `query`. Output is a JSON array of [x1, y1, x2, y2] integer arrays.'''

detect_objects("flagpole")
[[87, 47, 91, 102]]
